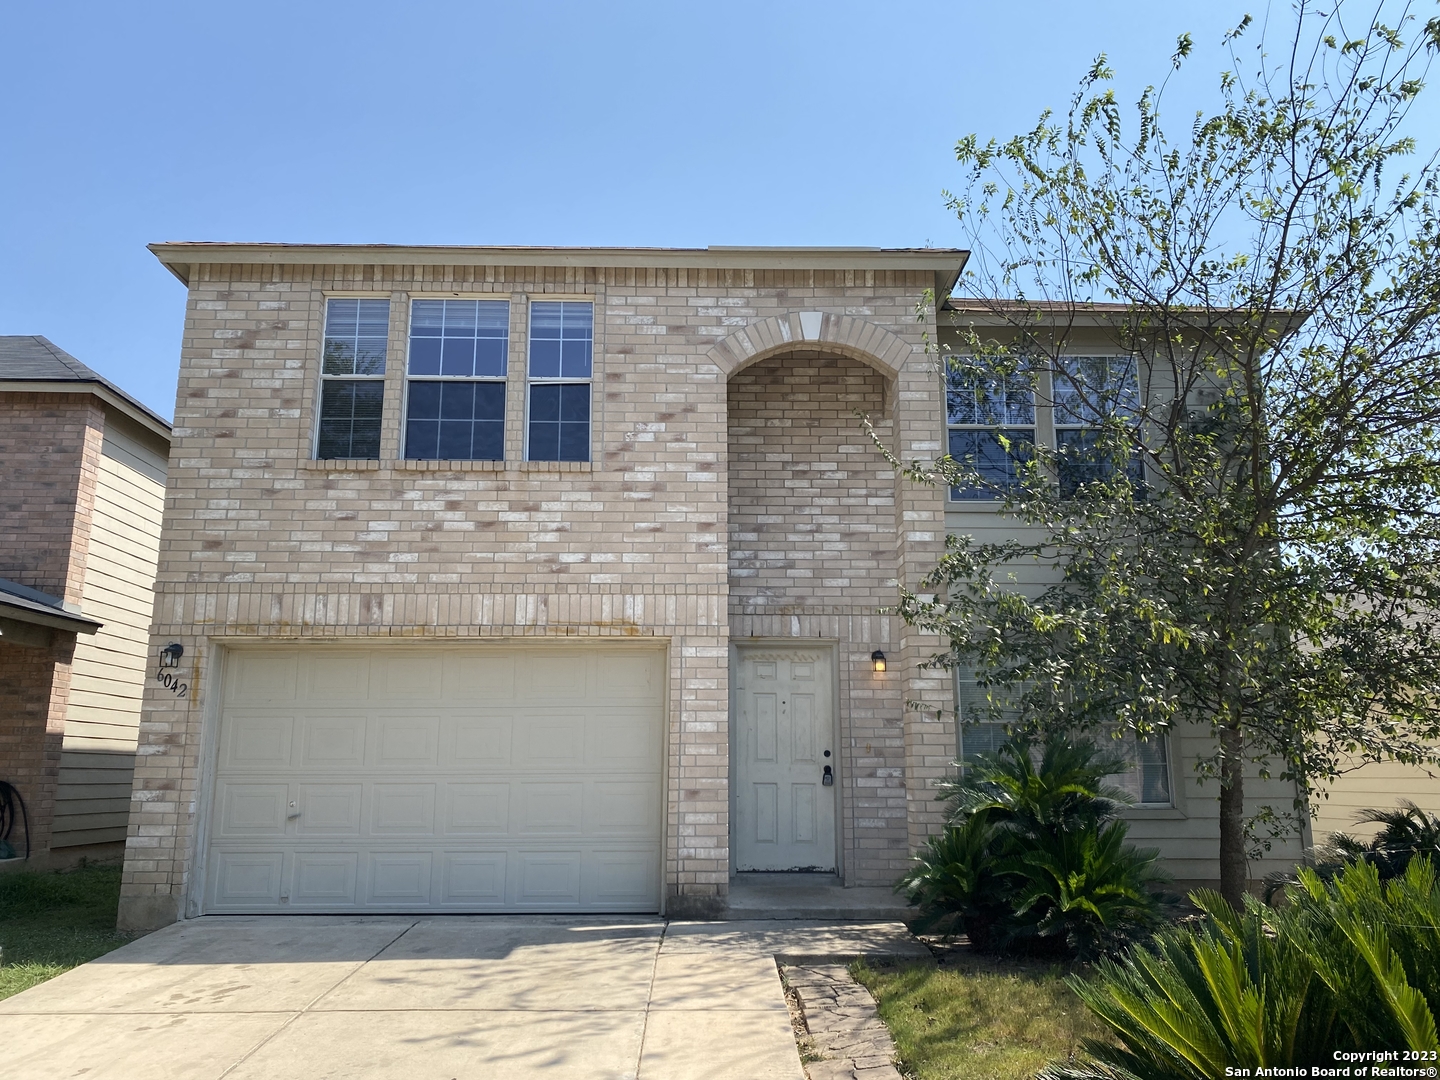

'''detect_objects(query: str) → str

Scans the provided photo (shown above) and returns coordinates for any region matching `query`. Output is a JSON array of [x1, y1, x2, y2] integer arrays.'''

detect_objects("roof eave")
[[0, 379, 171, 440]]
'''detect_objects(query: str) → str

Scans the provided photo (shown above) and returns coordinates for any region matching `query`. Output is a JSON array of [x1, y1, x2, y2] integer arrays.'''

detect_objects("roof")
[[147, 242, 969, 300], [0, 336, 171, 439], [0, 577, 102, 635]]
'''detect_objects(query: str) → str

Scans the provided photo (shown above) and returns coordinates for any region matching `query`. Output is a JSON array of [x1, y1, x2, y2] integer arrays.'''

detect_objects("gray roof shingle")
[[0, 336, 170, 431]]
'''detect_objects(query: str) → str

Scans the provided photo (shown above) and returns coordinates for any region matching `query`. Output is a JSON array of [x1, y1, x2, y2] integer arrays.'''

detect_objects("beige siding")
[[1312, 760, 1440, 844], [51, 445, 165, 848]]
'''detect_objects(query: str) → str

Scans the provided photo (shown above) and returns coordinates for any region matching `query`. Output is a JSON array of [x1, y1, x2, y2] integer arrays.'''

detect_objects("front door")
[[734, 647, 836, 872]]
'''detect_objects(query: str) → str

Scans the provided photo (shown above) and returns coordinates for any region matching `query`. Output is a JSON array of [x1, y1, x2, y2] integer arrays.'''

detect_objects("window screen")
[[944, 363, 1035, 500]]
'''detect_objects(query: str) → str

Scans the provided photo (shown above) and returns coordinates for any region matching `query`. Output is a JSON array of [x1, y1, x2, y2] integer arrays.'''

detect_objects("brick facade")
[[119, 248, 959, 928], [0, 393, 105, 857]]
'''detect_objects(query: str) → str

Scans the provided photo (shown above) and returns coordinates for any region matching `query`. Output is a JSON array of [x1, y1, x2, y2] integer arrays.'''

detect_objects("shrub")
[[1041, 858, 1440, 1079], [900, 737, 1170, 960], [1266, 800, 1440, 901]]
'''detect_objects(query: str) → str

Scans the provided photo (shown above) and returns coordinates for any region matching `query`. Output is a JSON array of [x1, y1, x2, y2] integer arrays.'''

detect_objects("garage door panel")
[[366, 852, 434, 904], [586, 713, 662, 768], [373, 654, 443, 701], [373, 715, 441, 767], [446, 716, 513, 766], [211, 851, 285, 906], [516, 852, 582, 905], [208, 646, 664, 914], [292, 852, 360, 906], [297, 784, 363, 834], [445, 653, 516, 701], [215, 782, 290, 836], [221, 713, 295, 771], [225, 654, 297, 705], [587, 849, 660, 905], [517, 782, 584, 832], [598, 653, 662, 700], [371, 783, 437, 834], [441, 852, 507, 905], [300, 716, 368, 768], [517, 653, 592, 703], [517, 716, 587, 766], [303, 655, 371, 702], [444, 783, 510, 833], [591, 782, 660, 834]]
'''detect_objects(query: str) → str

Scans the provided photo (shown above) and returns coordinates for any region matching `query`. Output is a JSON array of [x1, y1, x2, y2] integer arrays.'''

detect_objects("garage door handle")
[[287, 812, 301, 820]]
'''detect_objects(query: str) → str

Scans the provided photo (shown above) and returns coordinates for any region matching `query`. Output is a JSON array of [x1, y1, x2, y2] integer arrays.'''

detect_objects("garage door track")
[[0, 915, 925, 1079]]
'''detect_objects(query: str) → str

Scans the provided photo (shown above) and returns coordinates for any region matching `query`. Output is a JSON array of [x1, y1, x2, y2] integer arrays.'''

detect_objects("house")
[[119, 243, 1320, 930], [0, 337, 170, 868]]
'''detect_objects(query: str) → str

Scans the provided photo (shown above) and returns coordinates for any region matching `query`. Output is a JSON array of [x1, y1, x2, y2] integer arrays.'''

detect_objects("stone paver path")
[[785, 964, 905, 1080]]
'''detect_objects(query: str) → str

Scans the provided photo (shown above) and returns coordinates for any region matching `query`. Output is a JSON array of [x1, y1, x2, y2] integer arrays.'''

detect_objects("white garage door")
[[202, 645, 664, 913]]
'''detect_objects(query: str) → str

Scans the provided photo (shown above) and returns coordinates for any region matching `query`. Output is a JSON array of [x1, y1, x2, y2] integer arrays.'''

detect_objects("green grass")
[[0, 864, 135, 1001], [852, 954, 1114, 1080]]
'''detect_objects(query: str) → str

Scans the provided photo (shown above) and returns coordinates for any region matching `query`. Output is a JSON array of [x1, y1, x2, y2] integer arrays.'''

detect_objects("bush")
[[1042, 857, 1440, 1079], [1267, 801, 1440, 901], [900, 738, 1170, 960]]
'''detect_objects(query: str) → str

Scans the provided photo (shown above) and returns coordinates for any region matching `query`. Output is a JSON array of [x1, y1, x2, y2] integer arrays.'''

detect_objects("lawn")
[[0, 864, 136, 1001], [852, 951, 1113, 1080]]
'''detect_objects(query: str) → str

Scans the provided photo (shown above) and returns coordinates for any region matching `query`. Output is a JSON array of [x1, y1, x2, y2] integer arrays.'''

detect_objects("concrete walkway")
[[0, 916, 927, 1080]]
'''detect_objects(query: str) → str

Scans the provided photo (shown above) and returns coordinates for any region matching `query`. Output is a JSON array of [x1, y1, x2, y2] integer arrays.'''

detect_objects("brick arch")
[[705, 312, 914, 383]]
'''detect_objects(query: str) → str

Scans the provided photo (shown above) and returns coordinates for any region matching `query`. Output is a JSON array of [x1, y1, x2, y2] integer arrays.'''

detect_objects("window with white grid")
[[404, 299, 509, 461], [316, 298, 389, 460], [944, 361, 1035, 500], [525, 301, 592, 462]]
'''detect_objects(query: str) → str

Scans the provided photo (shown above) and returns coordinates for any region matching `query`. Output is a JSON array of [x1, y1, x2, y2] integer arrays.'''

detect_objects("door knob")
[[822, 765, 834, 787]]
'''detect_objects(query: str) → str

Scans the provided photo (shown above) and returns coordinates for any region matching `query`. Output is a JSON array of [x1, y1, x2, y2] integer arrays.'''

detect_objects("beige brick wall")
[[120, 257, 951, 926]]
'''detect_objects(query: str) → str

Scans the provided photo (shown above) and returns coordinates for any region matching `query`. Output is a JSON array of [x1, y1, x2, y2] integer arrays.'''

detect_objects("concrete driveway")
[[0, 916, 925, 1080]]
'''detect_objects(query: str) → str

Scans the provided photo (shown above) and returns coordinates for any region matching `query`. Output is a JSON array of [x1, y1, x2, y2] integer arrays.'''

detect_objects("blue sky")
[[0, 1, 1403, 419]]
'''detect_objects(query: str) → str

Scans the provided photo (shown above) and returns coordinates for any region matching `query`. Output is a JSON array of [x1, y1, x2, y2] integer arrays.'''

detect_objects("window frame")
[[942, 358, 1039, 502], [314, 295, 390, 461], [401, 296, 511, 463], [523, 299, 595, 463]]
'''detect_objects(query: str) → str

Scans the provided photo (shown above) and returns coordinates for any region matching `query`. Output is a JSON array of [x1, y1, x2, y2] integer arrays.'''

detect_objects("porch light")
[[871, 650, 887, 673], [158, 642, 184, 669]]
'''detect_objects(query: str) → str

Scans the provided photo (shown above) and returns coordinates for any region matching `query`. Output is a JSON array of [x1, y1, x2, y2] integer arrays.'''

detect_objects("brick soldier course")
[[119, 245, 963, 930]]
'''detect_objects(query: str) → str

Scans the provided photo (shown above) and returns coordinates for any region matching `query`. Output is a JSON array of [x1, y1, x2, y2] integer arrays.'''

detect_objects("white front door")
[[734, 647, 836, 872]]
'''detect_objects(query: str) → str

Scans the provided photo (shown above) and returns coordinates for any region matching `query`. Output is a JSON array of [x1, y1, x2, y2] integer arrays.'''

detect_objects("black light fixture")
[[870, 650, 887, 673], [158, 642, 184, 669]]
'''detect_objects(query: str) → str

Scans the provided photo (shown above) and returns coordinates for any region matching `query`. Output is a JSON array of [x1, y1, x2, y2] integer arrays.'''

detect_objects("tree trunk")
[[1219, 723, 1248, 909]]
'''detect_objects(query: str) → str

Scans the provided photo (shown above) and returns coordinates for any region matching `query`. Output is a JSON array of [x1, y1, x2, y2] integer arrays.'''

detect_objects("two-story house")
[[1, 337, 170, 868], [117, 243, 1310, 930]]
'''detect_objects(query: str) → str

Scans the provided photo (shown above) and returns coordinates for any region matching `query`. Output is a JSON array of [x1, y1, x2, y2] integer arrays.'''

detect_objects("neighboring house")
[[121, 243, 1314, 930], [0, 337, 170, 868]]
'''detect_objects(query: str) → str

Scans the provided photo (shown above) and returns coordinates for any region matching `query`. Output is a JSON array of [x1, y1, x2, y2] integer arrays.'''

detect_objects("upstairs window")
[[1054, 355, 1144, 494], [404, 299, 509, 461], [526, 301, 592, 462], [944, 362, 1035, 500], [317, 298, 389, 459]]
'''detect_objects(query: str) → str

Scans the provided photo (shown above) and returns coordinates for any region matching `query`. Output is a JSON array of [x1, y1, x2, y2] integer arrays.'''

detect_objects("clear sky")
[[0, 1, 1413, 420]]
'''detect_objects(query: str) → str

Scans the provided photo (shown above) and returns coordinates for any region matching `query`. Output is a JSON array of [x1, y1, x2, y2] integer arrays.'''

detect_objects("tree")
[[889, 0, 1440, 908]]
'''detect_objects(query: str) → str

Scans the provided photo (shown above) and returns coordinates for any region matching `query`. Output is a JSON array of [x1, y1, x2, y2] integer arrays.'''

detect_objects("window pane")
[[557, 420, 590, 462], [529, 384, 560, 422], [960, 723, 1009, 763], [945, 368, 1034, 426], [529, 339, 562, 379], [404, 381, 505, 461], [561, 338, 592, 379], [1106, 734, 1172, 806], [408, 338, 442, 376], [407, 299, 509, 378], [1056, 429, 1144, 495], [948, 428, 1033, 500], [1055, 356, 1139, 425], [324, 298, 389, 377], [558, 384, 590, 423], [316, 379, 383, 459], [528, 422, 560, 461]]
